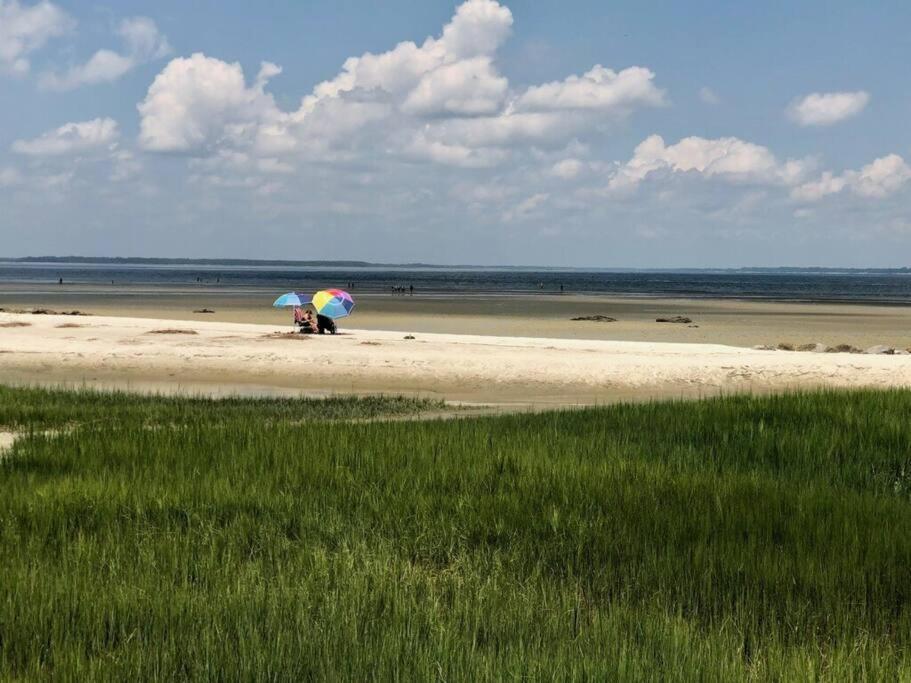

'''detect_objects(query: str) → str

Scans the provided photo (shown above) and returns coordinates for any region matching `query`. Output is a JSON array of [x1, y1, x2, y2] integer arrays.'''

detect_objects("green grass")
[[2, 387, 911, 680], [0, 385, 439, 429]]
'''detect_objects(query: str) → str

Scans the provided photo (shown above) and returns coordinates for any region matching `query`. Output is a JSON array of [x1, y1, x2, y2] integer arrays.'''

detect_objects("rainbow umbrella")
[[311, 289, 355, 319], [272, 292, 310, 307]]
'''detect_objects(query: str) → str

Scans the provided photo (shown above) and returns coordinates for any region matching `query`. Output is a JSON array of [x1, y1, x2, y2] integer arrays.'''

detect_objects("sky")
[[1, 0, 910, 267]]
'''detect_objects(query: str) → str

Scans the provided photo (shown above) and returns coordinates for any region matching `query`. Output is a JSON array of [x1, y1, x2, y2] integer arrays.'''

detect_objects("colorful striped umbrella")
[[272, 292, 311, 307], [311, 289, 355, 319]]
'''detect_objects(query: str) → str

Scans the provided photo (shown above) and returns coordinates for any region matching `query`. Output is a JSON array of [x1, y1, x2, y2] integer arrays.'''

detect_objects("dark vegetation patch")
[[147, 328, 198, 335], [828, 344, 863, 353], [571, 315, 617, 322]]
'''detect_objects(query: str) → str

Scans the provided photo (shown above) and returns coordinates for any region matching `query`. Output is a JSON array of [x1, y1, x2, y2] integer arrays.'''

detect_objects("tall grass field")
[[2, 386, 910, 679]]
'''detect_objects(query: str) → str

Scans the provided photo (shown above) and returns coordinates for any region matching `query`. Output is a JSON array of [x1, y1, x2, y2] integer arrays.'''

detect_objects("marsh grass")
[[0, 385, 439, 430], [1, 387, 911, 679]]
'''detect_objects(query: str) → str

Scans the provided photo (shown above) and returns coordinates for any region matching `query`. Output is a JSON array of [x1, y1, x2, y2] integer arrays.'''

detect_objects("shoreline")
[[4, 311, 911, 406], [5, 287, 911, 349], [7, 279, 911, 306]]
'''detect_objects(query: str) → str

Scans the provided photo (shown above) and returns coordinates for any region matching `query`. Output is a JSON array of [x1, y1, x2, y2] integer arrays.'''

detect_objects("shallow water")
[[4, 261, 911, 303]]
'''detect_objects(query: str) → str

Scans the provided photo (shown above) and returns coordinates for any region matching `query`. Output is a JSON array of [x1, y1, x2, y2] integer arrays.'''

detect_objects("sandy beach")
[[3, 310, 911, 406], [5, 281, 911, 349]]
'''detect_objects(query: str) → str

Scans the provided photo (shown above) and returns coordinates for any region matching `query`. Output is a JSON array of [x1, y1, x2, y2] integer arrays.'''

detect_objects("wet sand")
[[3, 282, 911, 350]]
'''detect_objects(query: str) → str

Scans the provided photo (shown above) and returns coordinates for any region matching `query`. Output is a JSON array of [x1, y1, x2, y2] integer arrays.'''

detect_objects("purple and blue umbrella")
[[272, 292, 311, 308]]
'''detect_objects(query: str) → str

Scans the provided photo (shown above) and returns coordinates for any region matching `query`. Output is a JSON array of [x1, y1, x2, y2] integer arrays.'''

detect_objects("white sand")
[[2, 312, 911, 405]]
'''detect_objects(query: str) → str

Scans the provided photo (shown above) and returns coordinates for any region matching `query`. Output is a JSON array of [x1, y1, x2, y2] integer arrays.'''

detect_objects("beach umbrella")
[[311, 289, 355, 319], [272, 292, 310, 307]]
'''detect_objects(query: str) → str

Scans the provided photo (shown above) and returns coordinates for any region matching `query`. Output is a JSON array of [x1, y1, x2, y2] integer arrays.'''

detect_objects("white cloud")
[[299, 0, 512, 110], [790, 171, 847, 202], [853, 154, 911, 198], [550, 158, 584, 179], [138, 53, 281, 153], [12, 117, 119, 155], [40, 17, 170, 90], [792, 154, 911, 201], [118, 16, 171, 60], [421, 111, 566, 150], [137, 0, 664, 170], [787, 91, 869, 126], [402, 57, 507, 115], [438, 0, 513, 58], [699, 86, 720, 105], [609, 135, 811, 192], [405, 132, 506, 168], [0, 0, 72, 75], [515, 65, 664, 112]]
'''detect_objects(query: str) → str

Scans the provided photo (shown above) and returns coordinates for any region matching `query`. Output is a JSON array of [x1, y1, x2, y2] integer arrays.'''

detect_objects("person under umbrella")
[[311, 289, 355, 334], [273, 292, 312, 330]]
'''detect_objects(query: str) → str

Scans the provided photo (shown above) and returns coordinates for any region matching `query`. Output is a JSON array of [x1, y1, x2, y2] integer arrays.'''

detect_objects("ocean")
[[2, 261, 911, 304]]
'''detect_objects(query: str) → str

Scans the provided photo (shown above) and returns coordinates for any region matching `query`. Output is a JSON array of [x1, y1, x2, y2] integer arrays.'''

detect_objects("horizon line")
[[2, 255, 911, 272]]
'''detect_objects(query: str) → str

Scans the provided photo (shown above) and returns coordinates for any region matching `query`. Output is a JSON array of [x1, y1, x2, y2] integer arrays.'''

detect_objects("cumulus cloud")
[[401, 57, 507, 115], [515, 65, 664, 112], [852, 154, 911, 197], [609, 135, 811, 192], [138, 54, 282, 153], [787, 91, 869, 126], [304, 0, 512, 105], [0, 0, 72, 75], [40, 17, 170, 90], [137, 0, 664, 170], [12, 117, 119, 155], [792, 154, 911, 201], [404, 132, 506, 168], [789, 172, 847, 202]]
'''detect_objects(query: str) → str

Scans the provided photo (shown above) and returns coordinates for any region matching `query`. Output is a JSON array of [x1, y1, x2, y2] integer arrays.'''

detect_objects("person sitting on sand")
[[298, 308, 316, 334], [293, 306, 316, 333], [316, 313, 337, 335], [302, 309, 316, 333]]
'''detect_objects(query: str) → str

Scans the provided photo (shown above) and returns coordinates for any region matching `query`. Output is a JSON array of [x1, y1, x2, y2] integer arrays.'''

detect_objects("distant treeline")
[[1, 256, 909, 273], [730, 267, 911, 274], [2, 256, 433, 268]]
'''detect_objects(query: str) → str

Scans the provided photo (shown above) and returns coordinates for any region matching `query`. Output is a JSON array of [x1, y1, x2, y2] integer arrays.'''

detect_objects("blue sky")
[[2, 0, 910, 266]]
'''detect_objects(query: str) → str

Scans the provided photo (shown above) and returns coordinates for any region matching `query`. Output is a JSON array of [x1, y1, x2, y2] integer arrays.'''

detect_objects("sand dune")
[[2, 312, 911, 405]]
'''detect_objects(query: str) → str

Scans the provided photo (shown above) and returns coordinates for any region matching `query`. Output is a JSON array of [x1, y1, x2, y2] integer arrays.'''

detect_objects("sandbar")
[[3, 311, 911, 406]]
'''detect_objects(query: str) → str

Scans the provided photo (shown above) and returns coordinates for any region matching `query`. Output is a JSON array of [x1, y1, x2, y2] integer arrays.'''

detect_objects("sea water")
[[2, 261, 911, 304]]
